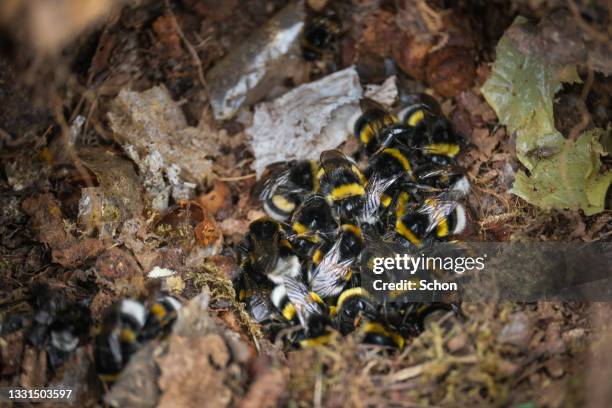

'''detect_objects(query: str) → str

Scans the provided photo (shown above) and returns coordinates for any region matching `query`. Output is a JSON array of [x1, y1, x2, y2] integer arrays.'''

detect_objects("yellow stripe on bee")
[[151, 303, 166, 320], [292, 222, 307, 235], [351, 165, 367, 185], [119, 328, 137, 343], [362, 322, 405, 348], [344, 268, 352, 281], [407, 109, 425, 127], [341, 223, 362, 239], [328, 183, 365, 201], [436, 218, 449, 237], [359, 125, 375, 145], [309, 160, 320, 191], [336, 287, 372, 311], [396, 219, 422, 246], [271, 194, 296, 213], [282, 303, 296, 321], [424, 143, 460, 157], [329, 305, 338, 317], [383, 148, 412, 174], [313, 249, 323, 265], [380, 194, 392, 208], [316, 167, 325, 179], [395, 192, 410, 219], [280, 238, 293, 249], [300, 332, 333, 348], [308, 291, 324, 305]]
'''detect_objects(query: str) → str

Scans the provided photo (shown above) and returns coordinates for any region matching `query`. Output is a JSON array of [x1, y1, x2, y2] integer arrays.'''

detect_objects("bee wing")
[[359, 97, 387, 114], [417, 191, 463, 234], [362, 224, 403, 259], [250, 231, 281, 272], [260, 169, 290, 200], [415, 163, 465, 181], [309, 238, 353, 298], [319, 149, 354, 174], [283, 276, 324, 329], [361, 174, 400, 224]]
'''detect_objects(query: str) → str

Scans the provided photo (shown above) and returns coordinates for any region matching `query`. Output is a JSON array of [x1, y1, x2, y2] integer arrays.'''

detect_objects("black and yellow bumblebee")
[[360, 321, 405, 349], [94, 299, 147, 384], [332, 287, 378, 335], [140, 295, 182, 341], [290, 194, 337, 257], [238, 217, 301, 286], [354, 98, 399, 155], [398, 93, 441, 130], [28, 285, 92, 371], [309, 223, 363, 299], [261, 159, 320, 221], [317, 150, 367, 220], [270, 283, 300, 325], [283, 277, 334, 347], [302, 10, 341, 61], [417, 196, 468, 239]]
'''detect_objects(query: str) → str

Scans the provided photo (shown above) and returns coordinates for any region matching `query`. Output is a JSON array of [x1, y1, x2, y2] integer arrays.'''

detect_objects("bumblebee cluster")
[[93, 296, 181, 384], [235, 95, 469, 348]]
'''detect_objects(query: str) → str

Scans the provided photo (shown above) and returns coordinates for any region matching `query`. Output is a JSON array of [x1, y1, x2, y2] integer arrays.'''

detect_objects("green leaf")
[[511, 129, 612, 216], [482, 17, 610, 215]]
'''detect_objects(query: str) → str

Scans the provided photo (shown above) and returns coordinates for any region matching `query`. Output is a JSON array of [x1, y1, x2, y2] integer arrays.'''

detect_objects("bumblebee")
[[353, 98, 399, 155], [290, 194, 337, 256], [418, 197, 467, 239], [332, 287, 378, 335], [140, 295, 182, 341], [317, 150, 367, 220], [28, 285, 91, 371], [302, 11, 341, 61], [309, 223, 363, 299], [283, 277, 333, 347], [238, 217, 301, 285], [94, 299, 147, 384], [414, 163, 470, 195], [398, 93, 441, 129], [411, 117, 463, 165], [414, 303, 462, 331], [360, 321, 405, 349], [270, 283, 299, 324], [261, 160, 320, 221]]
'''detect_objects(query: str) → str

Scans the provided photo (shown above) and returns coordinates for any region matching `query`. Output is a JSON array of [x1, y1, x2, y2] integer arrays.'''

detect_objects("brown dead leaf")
[[198, 180, 231, 217], [153, 15, 183, 60], [158, 334, 232, 408], [21, 194, 104, 267], [360, 10, 397, 58], [95, 247, 142, 279], [219, 218, 250, 244]]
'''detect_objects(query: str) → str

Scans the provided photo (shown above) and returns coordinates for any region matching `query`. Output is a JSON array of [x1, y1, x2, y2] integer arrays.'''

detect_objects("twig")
[[217, 173, 257, 182], [164, 0, 208, 91], [567, 0, 610, 43]]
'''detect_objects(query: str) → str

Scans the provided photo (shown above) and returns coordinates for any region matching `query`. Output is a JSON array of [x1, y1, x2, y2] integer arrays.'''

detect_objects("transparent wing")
[[417, 190, 464, 234], [319, 149, 353, 174], [309, 238, 353, 298], [284, 276, 325, 329], [359, 97, 387, 114], [361, 174, 400, 224]]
